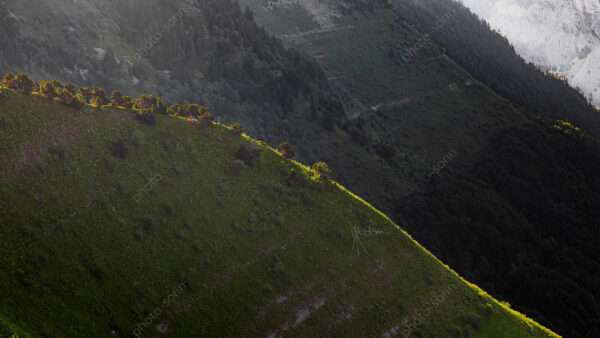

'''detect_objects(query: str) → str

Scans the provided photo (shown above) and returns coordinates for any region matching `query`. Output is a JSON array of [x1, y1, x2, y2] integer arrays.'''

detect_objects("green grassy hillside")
[[0, 87, 557, 337], [226, 3, 600, 335]]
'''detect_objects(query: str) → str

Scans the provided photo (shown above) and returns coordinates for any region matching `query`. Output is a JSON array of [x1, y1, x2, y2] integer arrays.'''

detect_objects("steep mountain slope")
[[0, 0, 412, 225], [236, 1, 600, 336], [238, 0, 530, 207], [391, 0, 600, 135], [2, 0, 598, 336], [0, 87, 557, 337], [0, 0, 344, 154], [402, 119, 600, 337], [461, 0, 600, 106]]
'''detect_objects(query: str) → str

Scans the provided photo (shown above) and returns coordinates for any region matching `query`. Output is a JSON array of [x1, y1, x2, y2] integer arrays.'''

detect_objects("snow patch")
[[460, 0, 600, 106]]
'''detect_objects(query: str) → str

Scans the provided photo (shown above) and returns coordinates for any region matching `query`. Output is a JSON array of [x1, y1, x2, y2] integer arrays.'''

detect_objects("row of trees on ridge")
[[1, 72, 331, 170], [0, 72, 214, 123]]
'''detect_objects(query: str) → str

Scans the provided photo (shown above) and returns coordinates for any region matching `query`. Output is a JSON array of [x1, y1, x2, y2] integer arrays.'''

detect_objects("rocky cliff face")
[[461, 0, 600, 106]]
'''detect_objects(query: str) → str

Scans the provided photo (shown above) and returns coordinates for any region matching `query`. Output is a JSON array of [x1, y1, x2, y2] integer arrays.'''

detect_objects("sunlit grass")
[[0, 88, 559, 337]]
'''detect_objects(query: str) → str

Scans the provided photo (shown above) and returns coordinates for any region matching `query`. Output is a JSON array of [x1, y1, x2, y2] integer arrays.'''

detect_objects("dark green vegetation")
[[391, 0, 600, 135], [0, 88, 557, 337], [236, 1, 600, 336], [2, 0, 599, 336], [387, 1, 600, 335], [238, 0, 530, 206], [403, 119, 600, 337]]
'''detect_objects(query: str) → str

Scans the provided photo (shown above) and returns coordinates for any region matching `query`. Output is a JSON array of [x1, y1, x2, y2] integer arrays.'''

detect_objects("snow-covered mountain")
[[460, 0, 600, 106]]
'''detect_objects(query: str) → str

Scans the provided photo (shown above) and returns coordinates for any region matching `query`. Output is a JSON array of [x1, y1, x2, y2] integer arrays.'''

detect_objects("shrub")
[[183, 104, 201, 118], [78, 87, 92, 103], [168, 104, 184, 116], [91, 95, 106, 107], [180, 104, 212, 121], [136, 94, 166, 115], [110, 139, 128, 159], [57, 88, 83, 108], [0, 325, 17, 338], [228, 159, 247, 177], [1, 72, 14, 87], [122, 96, 134, 109], [460, 312, 484, 330], [5, 78, 18, 90], [91, 87, 109, 106], [312, 161, 331, 180], [136, 111, 156, 126], [197, 109, 214, 126], [40, 80, 57, 99], [272, 261, 285, 276], [14, 73, 34, 94], [76, 93, 88, 106], [154, 97, 167, 114], [64, 82, 76, 95], [137, 216, 158, 232], [278, 142, 295, 159], [164, 202, 175, 215], [286, 170, 304, 186], [48, 143, 67, 161], [111, 91, 124, 107], [231, 122, 244, 136], [235, 144, 260, 166]]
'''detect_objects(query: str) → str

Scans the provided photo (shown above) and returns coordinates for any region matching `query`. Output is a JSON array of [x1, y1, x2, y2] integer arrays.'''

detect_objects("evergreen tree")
[[78, 87, 92, 103], [56, 88, 72, 105], [111, 91, 124, 107], [57, 88, 83, 108], [91, 95, 105, 107], [312, 161, 331, 180], [135, 95, 156, 126], [76, 93, 88, 106], [64, 82, 76, 95], [91, 87, 109, 106], [154, 97, 167, 114], [1, 72, 14, 87], [279, 142, 295, 159], [122, 96, 134, 109], [184, 104, 201, 118], [135, 94, 152, 113], [167, 104, 183, 116], [40, 80, 56, 99], [14, 73, 34, 94], [198, 109, 214, 125], [231, 122, 244, 135], [5, 78, 18, 90]]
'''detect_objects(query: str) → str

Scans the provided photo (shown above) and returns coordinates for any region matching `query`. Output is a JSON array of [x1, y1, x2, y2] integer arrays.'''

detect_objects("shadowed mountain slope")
[[0, 87, 557, 337]]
